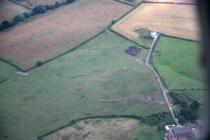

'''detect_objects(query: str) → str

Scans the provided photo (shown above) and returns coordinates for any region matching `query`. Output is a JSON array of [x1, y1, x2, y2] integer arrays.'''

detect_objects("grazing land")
[[0, 0, 29, 22], [0, 0, 132, 70], [43, 118, 162, 140], [153, 36, 205, 90], [0, 31, 168, 140], [112, 3, 200, 43]]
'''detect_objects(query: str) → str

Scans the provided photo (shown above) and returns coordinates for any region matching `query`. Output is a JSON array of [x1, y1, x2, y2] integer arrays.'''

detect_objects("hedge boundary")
[[108, 29, 148, 49], [0, 0, 75, 31], [143, 1, 197, 5], [0, 0, 143, 72], [0, 29, 107, 72], [113, 0, 136, 6], [37, 112, 173, 140], [9, 0, 32, 10]]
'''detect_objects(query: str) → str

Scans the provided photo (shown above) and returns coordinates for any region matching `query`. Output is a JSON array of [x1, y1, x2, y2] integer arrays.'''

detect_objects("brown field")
[[0, 0, 131, 70], [44, 119, 138, 140], [112, 3, 200, 41], [145, 0, 196, 4], [14, 0, 66, 8], [0, 0, 29, 22]]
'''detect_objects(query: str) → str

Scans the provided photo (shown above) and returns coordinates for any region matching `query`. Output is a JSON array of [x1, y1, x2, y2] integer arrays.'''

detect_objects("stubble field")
[[0, 0, 132, 70], [112, 3, 200, 43]]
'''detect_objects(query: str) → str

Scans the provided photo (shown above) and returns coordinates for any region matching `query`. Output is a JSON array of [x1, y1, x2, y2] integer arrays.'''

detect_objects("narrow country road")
[[145, 33, 179, 125]]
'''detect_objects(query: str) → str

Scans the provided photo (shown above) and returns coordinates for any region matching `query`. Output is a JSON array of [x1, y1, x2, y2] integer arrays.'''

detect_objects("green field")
[[153, 36, 205, 90], [0, 31, 168, 140], [133, 122, 163, 140]]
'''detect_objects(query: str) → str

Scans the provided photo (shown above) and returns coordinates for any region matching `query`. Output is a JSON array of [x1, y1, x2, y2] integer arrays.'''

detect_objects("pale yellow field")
[[0, 0, 131, 70], [112, 3, 200, 41]]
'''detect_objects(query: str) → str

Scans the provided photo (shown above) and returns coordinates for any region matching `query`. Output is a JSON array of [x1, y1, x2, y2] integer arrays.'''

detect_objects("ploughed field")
[[0, 0, 29, 22], [112, 3, 200, 43], [0, 0, 132, 70]]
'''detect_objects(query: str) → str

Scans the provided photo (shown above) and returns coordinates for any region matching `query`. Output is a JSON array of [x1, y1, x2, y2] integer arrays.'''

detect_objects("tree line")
[[0, 0, 75, 31]]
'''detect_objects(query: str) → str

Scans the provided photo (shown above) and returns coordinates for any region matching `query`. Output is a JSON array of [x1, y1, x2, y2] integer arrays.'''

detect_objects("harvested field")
[[14, 0, 66, 8], [145, 0, 196, 4], [0, 0, 132, 70], [0, 0, 29, 22], [112, 3, 200, 42]]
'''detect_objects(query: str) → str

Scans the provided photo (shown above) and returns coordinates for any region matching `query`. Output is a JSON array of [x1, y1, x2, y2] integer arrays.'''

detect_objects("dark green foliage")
[[0, 0, 75, 31], [170, 92, 201, 124], [141, 112, 174, 126], [36, 61, 43, 66], [111, 20, 116, 25], [32, 5, 47, 14], [66, 0, 74, 4], [11, 14, 25, 25], [23, 12, 30, 19], [0, 20, 10, 30], [54, 2, 61, 8], [46, 5, 55, 10]]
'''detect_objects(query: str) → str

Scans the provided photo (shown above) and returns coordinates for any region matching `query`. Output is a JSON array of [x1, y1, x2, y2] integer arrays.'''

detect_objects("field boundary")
[[0, 1, 143, 72], [112, 0, 136, 6], [110, 0, 144, 26], [0, 29, 107, 72], [37, 112, 172, 140], [170, 88, 208, 91], [161, 34, 201, 43], [143, 1, 197, 5], [8, 0, 32, 10], [108, 29, 148, 49]]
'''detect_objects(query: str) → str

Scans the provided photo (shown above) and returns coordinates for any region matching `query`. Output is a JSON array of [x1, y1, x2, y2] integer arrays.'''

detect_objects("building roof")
[[172, 126, 192, 135]]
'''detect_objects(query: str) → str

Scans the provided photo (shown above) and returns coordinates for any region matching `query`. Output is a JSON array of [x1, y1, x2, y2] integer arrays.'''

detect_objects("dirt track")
[[0, 0, 131, 70], [112, 3, 200, 41]]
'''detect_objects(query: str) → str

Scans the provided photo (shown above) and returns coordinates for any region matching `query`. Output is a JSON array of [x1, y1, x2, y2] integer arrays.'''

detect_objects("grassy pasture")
[[153, 36, 205, 90], [112, 3, 200, 43], [0, 31, 168, 140], [0, 0, 132, 70], [0, 0, 29, 22]]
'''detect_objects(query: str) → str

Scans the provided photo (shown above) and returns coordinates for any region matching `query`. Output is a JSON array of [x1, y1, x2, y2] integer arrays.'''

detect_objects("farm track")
[[144, 34, 179, 125]]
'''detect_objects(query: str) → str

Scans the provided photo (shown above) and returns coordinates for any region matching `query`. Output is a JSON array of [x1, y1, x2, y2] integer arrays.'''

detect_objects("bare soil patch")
[[0, 0, 131, 70], [112, 3, 200, 41], [44, 118, 138, 140], [0, 0, 29, 22]]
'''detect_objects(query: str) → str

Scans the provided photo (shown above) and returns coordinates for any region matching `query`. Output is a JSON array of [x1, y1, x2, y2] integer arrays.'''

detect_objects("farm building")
[[164, 126, 193, 140]]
